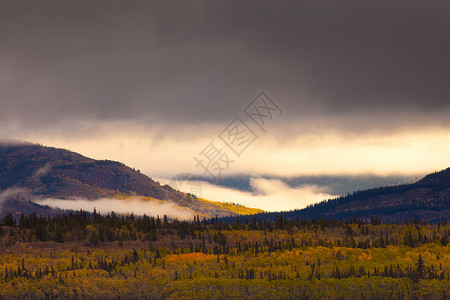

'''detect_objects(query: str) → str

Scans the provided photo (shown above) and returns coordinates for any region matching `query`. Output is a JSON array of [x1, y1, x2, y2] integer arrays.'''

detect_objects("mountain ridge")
[[0, 142, 262, 218], [226, 168, 450, 223]]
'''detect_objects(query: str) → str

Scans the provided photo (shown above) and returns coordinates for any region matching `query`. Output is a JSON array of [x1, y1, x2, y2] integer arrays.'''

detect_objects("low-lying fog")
[[35, 177, 333, 218], [36, 197, 194, 220], [157, 177, 333, 212]]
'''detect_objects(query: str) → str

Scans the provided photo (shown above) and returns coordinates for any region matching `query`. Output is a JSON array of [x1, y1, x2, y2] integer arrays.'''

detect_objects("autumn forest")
[[0, 211, 449, 299]]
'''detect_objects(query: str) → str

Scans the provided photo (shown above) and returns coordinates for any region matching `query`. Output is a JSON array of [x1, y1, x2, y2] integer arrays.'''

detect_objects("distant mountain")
[[0, 142, 262, 218], [183, 173, 417, 196], [231, 168, 450, 223]]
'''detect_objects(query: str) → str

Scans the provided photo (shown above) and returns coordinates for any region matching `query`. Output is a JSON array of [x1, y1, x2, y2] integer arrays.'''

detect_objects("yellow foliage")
[[166, 252, 215, 263], [358, 252, 372, 261]]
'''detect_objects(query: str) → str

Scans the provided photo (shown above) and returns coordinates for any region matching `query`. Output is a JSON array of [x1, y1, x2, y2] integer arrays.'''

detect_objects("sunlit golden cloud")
[[7, 121, 448, 178]]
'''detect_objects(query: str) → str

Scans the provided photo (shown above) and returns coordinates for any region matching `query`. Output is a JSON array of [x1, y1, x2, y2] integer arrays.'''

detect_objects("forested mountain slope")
[[234, 168, 450, 223], [0, 142, 261, 218]]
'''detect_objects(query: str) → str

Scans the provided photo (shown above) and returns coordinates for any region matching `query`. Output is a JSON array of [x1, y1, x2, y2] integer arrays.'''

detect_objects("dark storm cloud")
[[0, 0, 449, 130]]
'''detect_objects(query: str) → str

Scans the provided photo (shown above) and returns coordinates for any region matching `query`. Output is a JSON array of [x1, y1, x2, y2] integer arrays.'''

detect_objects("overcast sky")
[[1, 0, 449, 177]]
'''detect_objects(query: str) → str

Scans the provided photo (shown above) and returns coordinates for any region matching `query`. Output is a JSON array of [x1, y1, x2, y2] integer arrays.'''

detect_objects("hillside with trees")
[[235, 168, 450, 224], [0, 142, 261, 218]]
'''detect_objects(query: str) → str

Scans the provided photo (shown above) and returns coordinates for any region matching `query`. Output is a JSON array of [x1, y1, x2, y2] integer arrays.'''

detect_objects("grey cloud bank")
[[0, 0, 449, 132]]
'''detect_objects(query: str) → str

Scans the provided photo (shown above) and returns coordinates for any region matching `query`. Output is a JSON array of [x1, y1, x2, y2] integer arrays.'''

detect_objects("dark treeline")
[[1, 211, 448, 251]]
